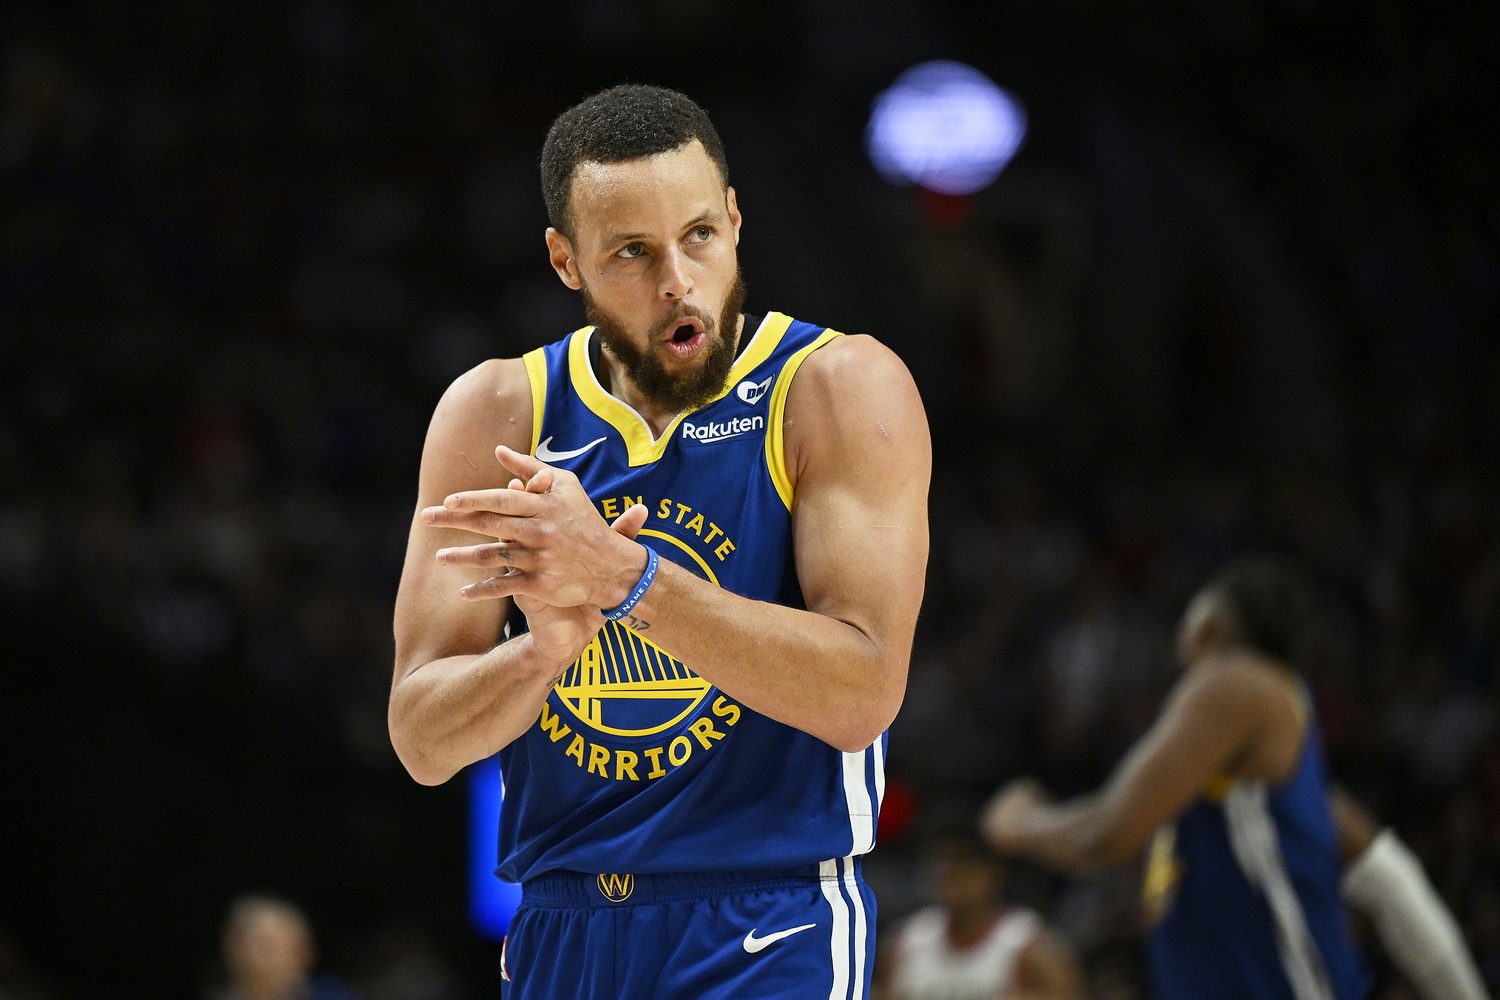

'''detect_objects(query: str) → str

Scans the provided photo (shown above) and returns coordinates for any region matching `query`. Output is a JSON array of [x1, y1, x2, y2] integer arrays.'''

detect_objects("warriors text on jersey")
[[495, 311, 888, 884], [1143, 677, 1369, 1000]]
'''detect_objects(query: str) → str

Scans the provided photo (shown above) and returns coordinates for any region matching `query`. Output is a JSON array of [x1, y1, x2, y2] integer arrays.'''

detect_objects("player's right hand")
[[501, 466, 648, 673]]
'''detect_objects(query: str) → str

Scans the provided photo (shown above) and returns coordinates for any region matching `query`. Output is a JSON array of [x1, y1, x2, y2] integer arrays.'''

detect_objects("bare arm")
[[1011, 928, 1085, 1000], [982, 659, 1298, 872], [389, 360, 641, 785], [612, 335, 929, 749], [425, 335, 931, 752], [1328, 783, 1381, 863]]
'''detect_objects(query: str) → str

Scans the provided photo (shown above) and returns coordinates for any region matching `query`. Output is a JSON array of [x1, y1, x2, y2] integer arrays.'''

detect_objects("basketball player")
[[389, 86, 930, 999], [875, 838, 1083, 1000], [982, 558, 1490, 1000]]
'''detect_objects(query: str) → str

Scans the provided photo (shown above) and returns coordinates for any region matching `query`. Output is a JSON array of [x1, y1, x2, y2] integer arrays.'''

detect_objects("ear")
[[726, 186, 742, 246], [545, 228, 582, 290]]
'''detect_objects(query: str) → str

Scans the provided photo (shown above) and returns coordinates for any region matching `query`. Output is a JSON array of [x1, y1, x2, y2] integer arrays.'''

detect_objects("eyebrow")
[[601, 209, 725, 248]]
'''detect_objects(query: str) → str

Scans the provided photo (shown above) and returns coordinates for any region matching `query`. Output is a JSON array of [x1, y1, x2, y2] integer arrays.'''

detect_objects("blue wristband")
[[602, 546, 659, 622]]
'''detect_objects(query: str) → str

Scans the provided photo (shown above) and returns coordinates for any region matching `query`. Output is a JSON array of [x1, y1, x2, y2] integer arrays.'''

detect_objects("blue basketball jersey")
[[1143, 679, 1369, 1000], [495, 312, 887, 885]]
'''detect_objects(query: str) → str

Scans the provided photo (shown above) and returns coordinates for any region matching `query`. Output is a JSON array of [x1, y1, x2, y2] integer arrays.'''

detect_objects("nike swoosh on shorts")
[[742, 923, 818, 954], [535, 435, 607, 462]]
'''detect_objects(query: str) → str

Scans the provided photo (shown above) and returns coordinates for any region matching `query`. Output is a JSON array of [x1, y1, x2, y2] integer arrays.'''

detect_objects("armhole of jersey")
[[1281, 671, 1310, 732], [764, 329, 843, 510], [1271, 670, 1312, 789], [522, 348, 549, 457]]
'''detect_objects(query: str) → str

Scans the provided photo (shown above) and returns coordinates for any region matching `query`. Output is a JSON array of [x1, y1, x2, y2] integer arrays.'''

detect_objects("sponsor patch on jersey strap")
[[743, 923, 818, 953], [736, 375, 774, 406], [680, 414, 764, 444], [535, 435, 606, 462], [596, 872, 635, 902]]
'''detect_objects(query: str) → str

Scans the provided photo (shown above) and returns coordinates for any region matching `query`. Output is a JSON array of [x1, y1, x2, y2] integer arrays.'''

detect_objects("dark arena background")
[[3, 2, 1498, 998]]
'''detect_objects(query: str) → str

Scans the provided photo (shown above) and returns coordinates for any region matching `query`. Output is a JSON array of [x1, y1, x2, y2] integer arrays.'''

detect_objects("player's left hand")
[[981, 778, 1051, 855], [421, 445, 646, 608]]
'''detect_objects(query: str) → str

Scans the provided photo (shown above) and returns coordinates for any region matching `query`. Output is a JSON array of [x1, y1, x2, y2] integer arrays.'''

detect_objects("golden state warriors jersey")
[[1142, 681, 1369, 1000], [495, 312, 887, 884]]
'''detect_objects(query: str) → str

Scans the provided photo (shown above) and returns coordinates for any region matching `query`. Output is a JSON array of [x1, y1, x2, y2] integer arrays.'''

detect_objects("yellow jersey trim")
[[765, 328, 844, 510], [637, 527, 719, 586], [566, 312, 793, 468], [522, 348, 549, 457]]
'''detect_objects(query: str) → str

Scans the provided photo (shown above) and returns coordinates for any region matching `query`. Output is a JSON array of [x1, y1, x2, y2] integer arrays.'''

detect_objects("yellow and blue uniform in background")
[[1143, 679, 1370, 1000], [497, 312, 883, 999]]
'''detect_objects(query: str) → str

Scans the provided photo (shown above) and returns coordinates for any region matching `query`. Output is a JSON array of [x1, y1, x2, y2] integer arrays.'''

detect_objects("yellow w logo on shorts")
[[596, 873, 634, 902]]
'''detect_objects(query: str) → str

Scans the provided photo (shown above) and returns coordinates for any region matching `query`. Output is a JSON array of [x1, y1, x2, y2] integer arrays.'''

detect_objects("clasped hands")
[[421, 444, 649, 619]]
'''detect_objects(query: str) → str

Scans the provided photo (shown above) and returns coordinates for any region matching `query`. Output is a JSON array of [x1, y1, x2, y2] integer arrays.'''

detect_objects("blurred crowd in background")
[[2, 1, 1496, 998]]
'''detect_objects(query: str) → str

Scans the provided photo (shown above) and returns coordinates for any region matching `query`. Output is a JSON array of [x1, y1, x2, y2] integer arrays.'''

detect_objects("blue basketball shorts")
[[499, 856, 876, 1000]]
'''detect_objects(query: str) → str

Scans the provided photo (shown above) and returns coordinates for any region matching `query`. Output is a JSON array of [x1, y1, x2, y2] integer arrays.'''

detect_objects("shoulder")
[[1178, 651, 1299, 710], [783, 333, 928, 479], [428, 357, 530, 438], [419, 357, 534, 481], [789, 333, 918, 403], [433, 356, 530, 420], [1172, 652, 1307, 770]]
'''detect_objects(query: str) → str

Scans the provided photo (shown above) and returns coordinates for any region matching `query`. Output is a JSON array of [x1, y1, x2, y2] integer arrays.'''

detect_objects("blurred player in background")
[[874, 837, 1083, 1000], [983, 557, 1490, 1000], [209, 896, 356, 1000], [389, 85, 930, 999]]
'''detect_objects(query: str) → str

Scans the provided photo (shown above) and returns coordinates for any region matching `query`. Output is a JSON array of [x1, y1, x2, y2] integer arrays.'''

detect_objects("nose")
[[657, 245, 693, 301]]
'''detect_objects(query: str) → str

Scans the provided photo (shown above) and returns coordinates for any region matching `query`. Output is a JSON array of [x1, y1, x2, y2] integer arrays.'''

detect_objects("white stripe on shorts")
[[820, 858, 850, 1000], [842, 857, 868, 1000]]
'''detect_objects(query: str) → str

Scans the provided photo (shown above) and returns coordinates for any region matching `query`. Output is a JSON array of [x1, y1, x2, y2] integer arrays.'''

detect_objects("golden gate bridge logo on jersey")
[[555, 620, 711, 737]]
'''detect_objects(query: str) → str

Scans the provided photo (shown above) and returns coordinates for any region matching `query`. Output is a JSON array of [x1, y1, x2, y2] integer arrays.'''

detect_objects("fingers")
[[420, 508, 542, 541], [458, 572, 526, 602], [436, 541, 528, 570], [428, 487, 545, 518], [610, 503, 649, 540], [421, 487, 544, 537], [525, 466, 555, 494], [495, 444, 548, 482]]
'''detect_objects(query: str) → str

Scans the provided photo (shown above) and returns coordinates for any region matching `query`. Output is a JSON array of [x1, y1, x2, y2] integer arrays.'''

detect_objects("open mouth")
[[664, 318, 707, 358]]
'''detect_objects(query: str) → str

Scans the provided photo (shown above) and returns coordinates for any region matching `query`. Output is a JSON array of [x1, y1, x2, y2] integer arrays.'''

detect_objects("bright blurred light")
[[469, 756, 521, 939], [866, 61, 1027, 196]]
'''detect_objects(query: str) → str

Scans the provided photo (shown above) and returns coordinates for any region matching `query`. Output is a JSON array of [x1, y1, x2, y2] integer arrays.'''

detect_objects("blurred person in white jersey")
[[875, 836, 1082, 1000], [984, 557, 1489, 1000], [389, 85, 930, 999]]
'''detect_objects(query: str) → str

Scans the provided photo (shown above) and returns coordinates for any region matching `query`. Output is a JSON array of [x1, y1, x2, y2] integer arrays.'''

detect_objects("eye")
[[617, 242, 646, 259], [689, 226, 713, 243]]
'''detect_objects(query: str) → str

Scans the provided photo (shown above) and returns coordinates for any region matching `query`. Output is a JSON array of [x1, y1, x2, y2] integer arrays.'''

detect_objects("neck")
[[600, 312, 745, 436], [945, 904, 997, 945]]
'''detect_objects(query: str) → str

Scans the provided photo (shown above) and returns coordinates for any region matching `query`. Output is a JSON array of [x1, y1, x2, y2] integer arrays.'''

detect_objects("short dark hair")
[[1202, 556, 1319, 668], [540, 85, 729, 237]]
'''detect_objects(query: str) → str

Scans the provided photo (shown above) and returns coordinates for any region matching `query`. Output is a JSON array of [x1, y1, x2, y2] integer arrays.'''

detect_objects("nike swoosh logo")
[[535, 435, 607, 462], [742, 923, 817, 954]]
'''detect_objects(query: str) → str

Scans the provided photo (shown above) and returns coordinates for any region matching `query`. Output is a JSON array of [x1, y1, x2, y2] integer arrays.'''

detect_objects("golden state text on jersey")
[[495, 313, 888, 883]]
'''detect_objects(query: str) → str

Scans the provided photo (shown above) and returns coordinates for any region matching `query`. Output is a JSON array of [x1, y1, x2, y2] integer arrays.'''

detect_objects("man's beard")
[[584, 270, 748, 414]]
